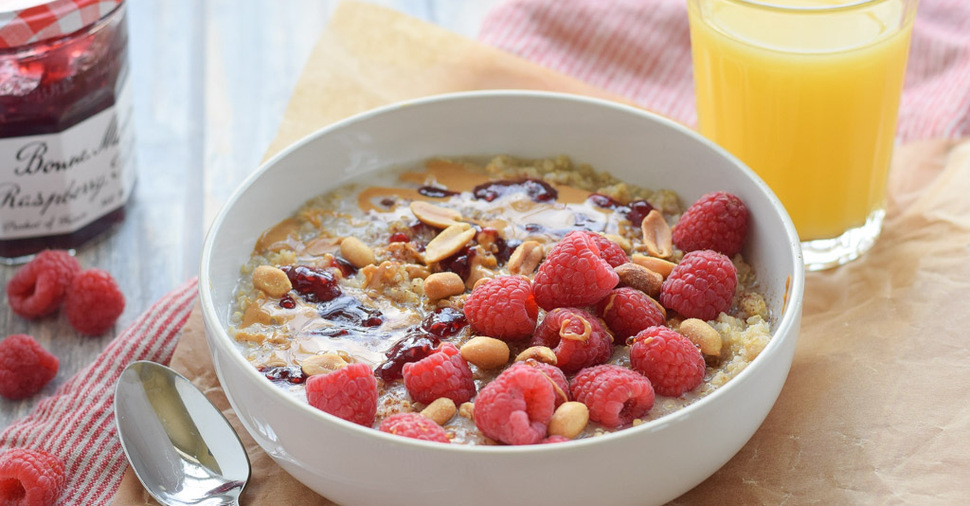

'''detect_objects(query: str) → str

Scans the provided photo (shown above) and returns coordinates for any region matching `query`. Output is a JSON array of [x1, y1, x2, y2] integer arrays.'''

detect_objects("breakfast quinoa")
[[229, 155, 771, 445]]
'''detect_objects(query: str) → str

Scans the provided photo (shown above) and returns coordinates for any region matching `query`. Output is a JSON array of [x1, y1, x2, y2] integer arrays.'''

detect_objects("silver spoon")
[[114, 361, 250, 506]]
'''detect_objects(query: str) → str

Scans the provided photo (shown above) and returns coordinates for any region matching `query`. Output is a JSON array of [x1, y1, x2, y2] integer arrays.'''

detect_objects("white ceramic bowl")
[[200, 91, 804, 506]]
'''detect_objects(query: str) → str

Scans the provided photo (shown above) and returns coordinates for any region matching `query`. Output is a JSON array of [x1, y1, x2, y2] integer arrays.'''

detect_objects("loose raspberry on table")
[[474, 362, 557, 445], [672, 191, 749, 257], [378, 412, 450, 443], [0, 335, 59, 400], [532, 231, 619, 310], [630, 326, 706, 397], [0, 448, 66, 506], [519, 360, 570, 407], [463, 276, 538, 341], [570, 364, 655, 428], [306, 363, 378, 426], [581, 231, 628, 267], [6, 250, 81, 319], [403, 343, 476, 405], [63, 269, 125, 336], [531, 308, 613, 374], [596, 287, 666, 342], [660, 250, 737, 321]]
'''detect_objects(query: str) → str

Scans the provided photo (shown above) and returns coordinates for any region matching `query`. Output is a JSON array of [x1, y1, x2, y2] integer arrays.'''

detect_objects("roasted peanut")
[[603, 234, 632, 253], [301, 353, 349, 376], [251, 265, 292, 298], [615, 262, 663, 299], [631, 254, 676, 279], [423, 272, 465, 301], [421, 397, 457, 425], [679, 318, 722, 356], [507, 241, 545, 275], [459, 402, 475, 421], [340, 236, 376, 268], [424, 223, 475, 264], [460, 336, 510, 369], [640, 210, 673, 258], [548, 402, 589, 439], [410, 201, 463, 228], [514, 346, 558, 365]]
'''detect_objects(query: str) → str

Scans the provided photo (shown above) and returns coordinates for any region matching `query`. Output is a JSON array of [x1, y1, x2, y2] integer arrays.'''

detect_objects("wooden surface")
[[0, 0, 500, 429]]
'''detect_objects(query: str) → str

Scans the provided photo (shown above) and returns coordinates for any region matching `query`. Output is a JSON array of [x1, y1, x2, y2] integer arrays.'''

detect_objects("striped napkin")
[[3, 0, 969, 503]]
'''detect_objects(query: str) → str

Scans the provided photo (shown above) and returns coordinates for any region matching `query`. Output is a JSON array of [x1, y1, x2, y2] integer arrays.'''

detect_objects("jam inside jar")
[[0, 2, 134, 264]]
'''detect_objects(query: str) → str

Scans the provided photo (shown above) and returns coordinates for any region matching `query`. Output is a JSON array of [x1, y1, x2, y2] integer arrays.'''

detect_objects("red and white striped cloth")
[[0, 279, 196, 504], [479, 0, 970, 142]]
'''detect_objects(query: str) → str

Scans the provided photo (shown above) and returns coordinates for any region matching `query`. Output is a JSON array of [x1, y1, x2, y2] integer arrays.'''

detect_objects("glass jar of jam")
[[0, 0, 134, 264]]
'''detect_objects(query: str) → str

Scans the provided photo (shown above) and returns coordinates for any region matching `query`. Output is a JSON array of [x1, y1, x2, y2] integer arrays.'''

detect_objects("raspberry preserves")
[[0, 1, 134, 263]]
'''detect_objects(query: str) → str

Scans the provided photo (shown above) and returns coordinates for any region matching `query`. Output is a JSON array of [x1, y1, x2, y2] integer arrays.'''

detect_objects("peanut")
[[421, 397, 457, 426], [460, 336, 510, 369], [459, 402, 475, 421], [301, 353, 349, 376], [603, 234, 632, 253], [614, 262, 663, 299], [679, 318, 722, 356], [410, 200, 462, 228], [640, 210, 673, 258], [423, 272, 465, 301], [514, 346, 558, 365], [507, 241, 545, 275], [340, 236, 376, 268], [251, 265, 292, 298], [630, 254, 676, 279], [548, 402, 589, 439], [424, 223, 476, 264]]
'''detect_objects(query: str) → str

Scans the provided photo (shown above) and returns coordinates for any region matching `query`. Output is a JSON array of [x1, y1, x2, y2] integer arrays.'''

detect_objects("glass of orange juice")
[[687, 0, 918, 270]]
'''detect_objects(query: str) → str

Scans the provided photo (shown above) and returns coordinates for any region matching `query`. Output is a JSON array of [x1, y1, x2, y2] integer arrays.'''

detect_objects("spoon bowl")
[[114, 361, 250, 506]]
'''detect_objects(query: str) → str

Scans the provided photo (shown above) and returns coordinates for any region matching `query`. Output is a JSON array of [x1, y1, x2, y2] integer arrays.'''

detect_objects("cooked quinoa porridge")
[[229, 155, 772, 445]]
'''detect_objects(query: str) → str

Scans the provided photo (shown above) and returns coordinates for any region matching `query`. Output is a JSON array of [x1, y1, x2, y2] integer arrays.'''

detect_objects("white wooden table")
[[0, 0, 500, 429]]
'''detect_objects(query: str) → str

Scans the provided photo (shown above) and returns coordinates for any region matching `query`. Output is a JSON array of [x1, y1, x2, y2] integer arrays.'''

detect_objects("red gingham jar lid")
[[0, 0, 123, 49]]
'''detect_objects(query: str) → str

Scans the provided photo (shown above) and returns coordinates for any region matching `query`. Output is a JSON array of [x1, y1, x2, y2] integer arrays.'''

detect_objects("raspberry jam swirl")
[[0, 2, 133, 264]]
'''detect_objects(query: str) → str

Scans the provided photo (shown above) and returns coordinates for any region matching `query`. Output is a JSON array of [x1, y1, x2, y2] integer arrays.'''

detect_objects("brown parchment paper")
[[112, 2, 970, 504]]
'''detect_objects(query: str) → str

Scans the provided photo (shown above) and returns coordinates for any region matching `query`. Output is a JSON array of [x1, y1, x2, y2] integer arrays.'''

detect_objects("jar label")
[[0, 75, 135, 240]]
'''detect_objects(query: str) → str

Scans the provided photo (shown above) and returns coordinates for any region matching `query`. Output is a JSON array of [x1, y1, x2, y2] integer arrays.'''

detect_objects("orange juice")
[[688, 0, 916, 241]]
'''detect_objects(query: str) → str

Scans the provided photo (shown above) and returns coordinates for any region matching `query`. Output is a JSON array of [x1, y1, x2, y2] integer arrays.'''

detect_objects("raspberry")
[[630, 326, 706, 397], [596, 287, 665, 342], [402, 343, 476, 405], [531, 308, 613, 374], [0, 448, 66, 506], [0, 335, 59, 400], [518, 360, 570, 407], [672, 191, 749, 257], [463, 276, 538, 341], [582, 231, 628, 267], [378, 413, 450, 443], [570, 365, 655, 428], [305, 363, 378, 426], [63, 269, 125, 336], [474, 362, 557, 445], [660, 250, 737, 321], [532, 231, 619, 310], [6, 250, 81, 319]]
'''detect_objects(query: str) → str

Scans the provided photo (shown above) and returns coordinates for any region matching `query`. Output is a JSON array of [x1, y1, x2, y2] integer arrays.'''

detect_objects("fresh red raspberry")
[[629, 326, 706, 397], [531, 308, 613, 374], [672, 191, 749, 257], [581, 231, 628, 267], [518, 360, 570, 407], [463, 276, 538, 341], [660, 250, 737, 321], [474, 362, 557, 445], [6, 250, 81, 319], [0, 448, 66, 506], [532, 231, 619, 310], [63, 269, 126, 336], [306, 363, 378, 426], [0, 335, 59, 400], [596, 287, 666, 342], [402, 343, 475, 405], [570, 364, 655, 428], [378, 413, 450, 443]]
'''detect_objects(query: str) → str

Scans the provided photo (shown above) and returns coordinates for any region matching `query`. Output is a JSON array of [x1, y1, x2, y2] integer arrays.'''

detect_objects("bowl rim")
[[199, 89, 805, 454]]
